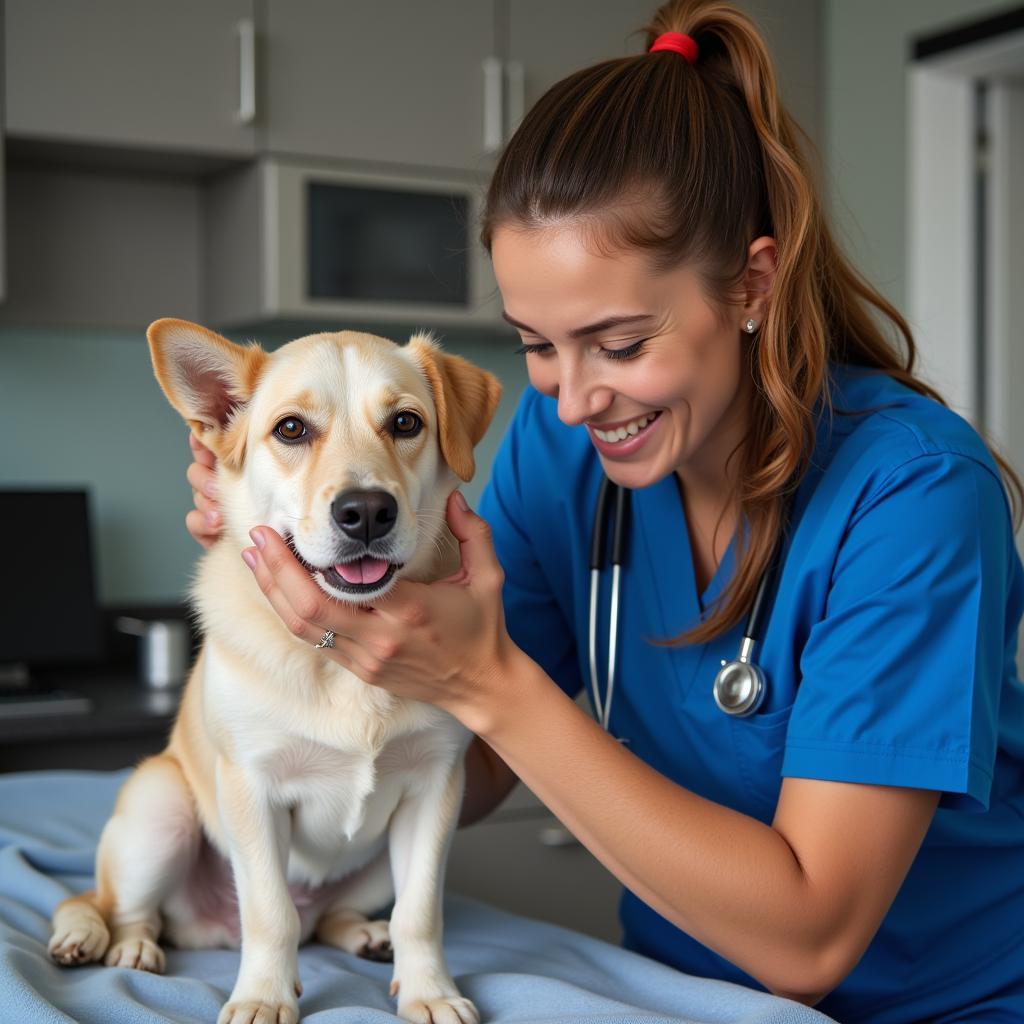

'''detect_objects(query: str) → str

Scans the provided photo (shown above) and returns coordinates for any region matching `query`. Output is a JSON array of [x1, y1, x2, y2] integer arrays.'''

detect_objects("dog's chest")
[[264, 731, 458, 884], [201, 639, 468, 879], [270, 740, 381, 842]]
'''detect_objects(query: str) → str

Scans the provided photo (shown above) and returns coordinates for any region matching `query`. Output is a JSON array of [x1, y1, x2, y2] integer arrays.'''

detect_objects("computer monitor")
[[0, 489, 102, 684]]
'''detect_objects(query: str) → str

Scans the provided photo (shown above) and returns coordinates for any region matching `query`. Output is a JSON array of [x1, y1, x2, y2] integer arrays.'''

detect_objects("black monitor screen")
[[307, 182, 469, 305], [0, 490, 102, 668]]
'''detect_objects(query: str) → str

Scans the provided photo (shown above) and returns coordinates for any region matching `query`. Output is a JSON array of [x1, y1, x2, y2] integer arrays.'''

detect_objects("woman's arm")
[[472, 645, 938, 1006], [459, 735, 519, 827]]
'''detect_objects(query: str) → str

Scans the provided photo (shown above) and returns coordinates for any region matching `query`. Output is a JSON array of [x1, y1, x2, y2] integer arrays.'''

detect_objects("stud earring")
[[743, 319, 757, 333]]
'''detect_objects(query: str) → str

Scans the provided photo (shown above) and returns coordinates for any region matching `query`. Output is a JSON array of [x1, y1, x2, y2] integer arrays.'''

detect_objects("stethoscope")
[[587, 474, 794, 736]]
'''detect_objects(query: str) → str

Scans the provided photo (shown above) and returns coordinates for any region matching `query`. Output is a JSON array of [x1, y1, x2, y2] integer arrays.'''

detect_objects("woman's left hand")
[[241, 490, 514, 730]]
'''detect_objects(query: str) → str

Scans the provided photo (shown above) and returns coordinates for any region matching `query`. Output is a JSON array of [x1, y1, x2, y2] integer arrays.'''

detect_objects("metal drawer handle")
[[236, 19, 257, 125], [506, 60, 525, 139], [482, 56, 504, 153]]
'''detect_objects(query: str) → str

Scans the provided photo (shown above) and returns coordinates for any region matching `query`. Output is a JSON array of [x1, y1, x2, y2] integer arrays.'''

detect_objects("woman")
[[184, 1, 1024, 1020]]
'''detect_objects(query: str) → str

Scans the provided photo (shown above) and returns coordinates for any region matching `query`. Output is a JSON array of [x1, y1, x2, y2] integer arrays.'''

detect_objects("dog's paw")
[[217, 998, 299, 1024], [396, 995, 480, 1024], [319, 915, 393, 961], [103, 937, 165, 973], [48, 922, 110, 966]]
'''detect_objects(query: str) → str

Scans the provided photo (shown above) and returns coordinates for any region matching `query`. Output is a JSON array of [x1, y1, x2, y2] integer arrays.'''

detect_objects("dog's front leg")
[[387, 751, 480, 1024], [215, 756, 301, 1024]]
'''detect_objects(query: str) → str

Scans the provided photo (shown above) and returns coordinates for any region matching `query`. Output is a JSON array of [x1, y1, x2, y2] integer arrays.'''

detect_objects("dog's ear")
[[147, 318, 268, 470], [408, 332, 503, 482]]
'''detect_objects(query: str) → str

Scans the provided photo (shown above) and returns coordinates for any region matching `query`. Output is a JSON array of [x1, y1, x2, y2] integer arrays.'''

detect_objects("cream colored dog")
[[48, 318, 502, 1024]]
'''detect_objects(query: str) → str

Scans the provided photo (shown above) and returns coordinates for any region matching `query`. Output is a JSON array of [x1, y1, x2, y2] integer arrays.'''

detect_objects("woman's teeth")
[[593, 411, 661, 443]]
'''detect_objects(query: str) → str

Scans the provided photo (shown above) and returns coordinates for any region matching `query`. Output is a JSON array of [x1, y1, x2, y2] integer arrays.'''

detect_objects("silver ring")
[[314, 630, 336, 649]]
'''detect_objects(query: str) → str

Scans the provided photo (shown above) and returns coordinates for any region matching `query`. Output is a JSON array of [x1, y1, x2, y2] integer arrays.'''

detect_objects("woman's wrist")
[[456, 639, 544, 740]]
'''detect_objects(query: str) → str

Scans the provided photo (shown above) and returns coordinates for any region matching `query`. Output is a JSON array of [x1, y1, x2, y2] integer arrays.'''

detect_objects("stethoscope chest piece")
[[712, 646, 767, 717]]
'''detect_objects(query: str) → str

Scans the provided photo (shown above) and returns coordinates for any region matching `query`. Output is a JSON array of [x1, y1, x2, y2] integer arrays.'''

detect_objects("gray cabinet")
[[4, 0, 258, 155], [504, 0, 650, 138], [257, 1, 656, 172], [0, 1, 823, 334], [264, 0, 497, 172]]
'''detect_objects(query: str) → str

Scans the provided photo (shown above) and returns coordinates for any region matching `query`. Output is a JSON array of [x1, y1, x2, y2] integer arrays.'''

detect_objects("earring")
[[743, 318, 757, 333]]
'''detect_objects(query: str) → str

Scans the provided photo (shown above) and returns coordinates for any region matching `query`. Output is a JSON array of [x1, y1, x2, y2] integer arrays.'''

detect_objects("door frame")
[[907, 12, 1024, 439]]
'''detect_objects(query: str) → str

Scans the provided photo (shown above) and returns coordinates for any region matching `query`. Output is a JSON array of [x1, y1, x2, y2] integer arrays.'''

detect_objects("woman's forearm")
[[466, 646, 831, 1002]]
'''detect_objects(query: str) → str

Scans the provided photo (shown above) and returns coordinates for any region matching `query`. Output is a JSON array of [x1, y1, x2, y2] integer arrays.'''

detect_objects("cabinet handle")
[[482, 56, 504, 154], [506, 60, 525, 140], [236, 19, 257, 125]]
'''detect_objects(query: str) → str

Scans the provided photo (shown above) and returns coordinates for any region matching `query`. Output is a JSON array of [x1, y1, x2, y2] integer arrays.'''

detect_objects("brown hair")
[[478, 0, 1024, 647]]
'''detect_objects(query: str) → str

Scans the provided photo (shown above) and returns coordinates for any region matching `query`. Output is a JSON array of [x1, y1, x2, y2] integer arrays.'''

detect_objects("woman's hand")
[[240, 491, 516, 731], [186, 432, 222, 549]]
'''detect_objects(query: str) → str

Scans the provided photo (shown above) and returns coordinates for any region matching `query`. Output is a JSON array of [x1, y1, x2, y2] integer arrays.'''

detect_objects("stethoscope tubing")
[[588, 477, 630, 730], [588, 472, 794, 730]]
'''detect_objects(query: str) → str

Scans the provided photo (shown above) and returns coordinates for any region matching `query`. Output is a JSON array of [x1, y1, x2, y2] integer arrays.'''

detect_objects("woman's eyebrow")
[[501, 311, 656, 339]]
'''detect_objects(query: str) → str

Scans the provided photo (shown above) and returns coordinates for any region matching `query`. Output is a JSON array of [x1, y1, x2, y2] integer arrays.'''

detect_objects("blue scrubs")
[[478, 361, 1024, 1023]]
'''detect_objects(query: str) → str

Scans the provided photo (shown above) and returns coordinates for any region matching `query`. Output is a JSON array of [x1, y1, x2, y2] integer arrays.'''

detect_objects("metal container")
[[115, 617, 190, 689]]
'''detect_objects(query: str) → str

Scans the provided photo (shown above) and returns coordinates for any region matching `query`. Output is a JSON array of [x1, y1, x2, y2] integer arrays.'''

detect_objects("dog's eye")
[[274, 417, 307, 442], [393, 412, 423, 438]]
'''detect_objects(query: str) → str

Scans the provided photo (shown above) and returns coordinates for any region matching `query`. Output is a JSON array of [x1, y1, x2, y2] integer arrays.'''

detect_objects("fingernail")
[[204, 481, 217, 498], [250, 528, 266, 548], [206, 510, 219, 526], [454, 491, 469, 512], [241, 549, 257, 570]]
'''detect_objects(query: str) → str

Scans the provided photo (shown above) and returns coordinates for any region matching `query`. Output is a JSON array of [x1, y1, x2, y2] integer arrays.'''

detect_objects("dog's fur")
[[48, 319, 502, 1024]]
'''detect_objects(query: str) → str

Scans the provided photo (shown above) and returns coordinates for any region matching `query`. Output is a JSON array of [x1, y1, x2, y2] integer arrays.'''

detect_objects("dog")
[[48, 318, 503, 1024]]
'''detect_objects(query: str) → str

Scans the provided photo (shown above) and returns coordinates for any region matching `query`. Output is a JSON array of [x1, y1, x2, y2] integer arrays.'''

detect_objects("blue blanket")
[[0, 769, 836, 1023]]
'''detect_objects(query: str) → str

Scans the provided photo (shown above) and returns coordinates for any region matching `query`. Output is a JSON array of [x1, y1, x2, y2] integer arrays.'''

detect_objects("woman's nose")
[[556, 370, 610, 428]]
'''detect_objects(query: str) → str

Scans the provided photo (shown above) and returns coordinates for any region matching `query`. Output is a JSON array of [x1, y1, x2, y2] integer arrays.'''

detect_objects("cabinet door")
[[4, 0, 257, 155], [265, 0, 495, 173], [504, 0, 649, 136]]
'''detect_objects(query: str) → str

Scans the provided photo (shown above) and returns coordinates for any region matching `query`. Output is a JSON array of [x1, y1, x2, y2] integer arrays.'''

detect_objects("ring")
[[314, 631, 336, 649]]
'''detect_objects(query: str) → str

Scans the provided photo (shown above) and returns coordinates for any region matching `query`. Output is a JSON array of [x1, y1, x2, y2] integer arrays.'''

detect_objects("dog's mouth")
[[285, 535, 403, 598], [321, 558, 400, 595]]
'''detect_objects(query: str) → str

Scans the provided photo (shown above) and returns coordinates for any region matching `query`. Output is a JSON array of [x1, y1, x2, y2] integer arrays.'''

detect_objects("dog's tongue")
[[334, 557, 389, 586]]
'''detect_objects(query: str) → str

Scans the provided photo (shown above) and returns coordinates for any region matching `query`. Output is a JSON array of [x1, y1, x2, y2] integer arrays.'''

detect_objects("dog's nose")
[[331, 489, 398, 544]]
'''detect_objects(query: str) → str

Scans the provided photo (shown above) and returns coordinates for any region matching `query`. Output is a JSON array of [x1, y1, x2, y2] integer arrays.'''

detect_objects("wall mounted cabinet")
[[0, 0, 823, 331], [4, 0, 258, 157], [263, 0, 496, 173]]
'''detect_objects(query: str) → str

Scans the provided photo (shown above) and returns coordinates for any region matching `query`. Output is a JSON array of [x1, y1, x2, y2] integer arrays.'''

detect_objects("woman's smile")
[[588, 409, 665, 458]]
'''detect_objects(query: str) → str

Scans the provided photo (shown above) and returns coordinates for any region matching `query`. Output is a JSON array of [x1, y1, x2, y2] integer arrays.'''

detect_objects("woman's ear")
[[408, 332, 503, 482], [743, 237, 777, 322], [147, 318, 268, 469]]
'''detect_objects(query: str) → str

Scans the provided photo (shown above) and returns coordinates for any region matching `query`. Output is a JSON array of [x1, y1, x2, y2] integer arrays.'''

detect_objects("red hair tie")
[[649, 31, 699, 64]]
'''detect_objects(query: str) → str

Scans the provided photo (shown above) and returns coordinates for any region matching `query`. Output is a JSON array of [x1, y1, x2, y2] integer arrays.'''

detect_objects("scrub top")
[[477, 361, 1024, 1024]]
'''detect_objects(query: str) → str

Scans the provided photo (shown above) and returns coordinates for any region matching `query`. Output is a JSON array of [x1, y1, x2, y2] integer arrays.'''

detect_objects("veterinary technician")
[[185, 1, 1024, 1020]]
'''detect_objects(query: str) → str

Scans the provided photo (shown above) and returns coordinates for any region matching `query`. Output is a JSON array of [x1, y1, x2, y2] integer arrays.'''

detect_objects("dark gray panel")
[[0, 164, 202, 329]]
